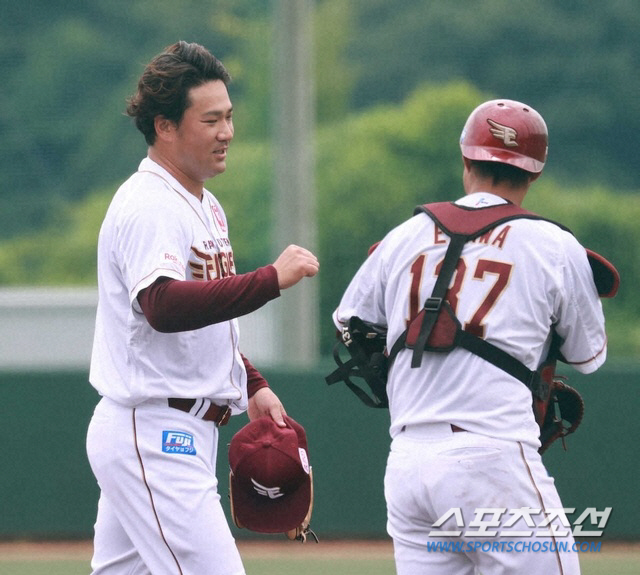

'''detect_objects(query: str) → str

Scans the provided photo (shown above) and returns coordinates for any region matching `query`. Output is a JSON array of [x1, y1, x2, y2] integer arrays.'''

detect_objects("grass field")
[[1, 540, 639, 575]]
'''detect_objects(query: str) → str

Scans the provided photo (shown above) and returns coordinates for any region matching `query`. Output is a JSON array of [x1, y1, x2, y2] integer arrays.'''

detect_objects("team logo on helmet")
[[487, 119, 518, 147]]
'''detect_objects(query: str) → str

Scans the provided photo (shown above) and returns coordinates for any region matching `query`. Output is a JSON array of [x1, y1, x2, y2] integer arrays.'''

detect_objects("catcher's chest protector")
[[395, 200, 618, 454], [406, 200, 618, 363], [395, 201, 562, 394], [418, 200, 555, 238], [328, 200, 618, 453], [418, 201, 618, 299], [410, 200, 558, 351]]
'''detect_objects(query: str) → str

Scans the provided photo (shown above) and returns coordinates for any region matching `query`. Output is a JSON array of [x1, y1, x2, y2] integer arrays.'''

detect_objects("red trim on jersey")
[[137, 265, 280, 333], [564, 338, 608, 367]]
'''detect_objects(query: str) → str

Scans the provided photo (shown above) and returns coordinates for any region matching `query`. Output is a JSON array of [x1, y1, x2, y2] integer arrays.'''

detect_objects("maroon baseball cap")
[[229, 415, 312, 533]]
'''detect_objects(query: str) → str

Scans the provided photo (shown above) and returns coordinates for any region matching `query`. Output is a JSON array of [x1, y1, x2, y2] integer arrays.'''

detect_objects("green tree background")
[[0, 0, 637, 356]]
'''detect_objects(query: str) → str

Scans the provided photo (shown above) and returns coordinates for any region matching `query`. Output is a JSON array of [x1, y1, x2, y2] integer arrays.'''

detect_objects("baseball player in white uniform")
[[86, 42, 318, 575], [333, 100, 607, 575]]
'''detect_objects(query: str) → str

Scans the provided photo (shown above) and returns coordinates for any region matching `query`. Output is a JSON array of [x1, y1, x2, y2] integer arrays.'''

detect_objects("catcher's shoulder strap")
[[388, 200, 566, 400], [416, 200, 569, 237], [419, 201, 619, 298], [389, 200, 618, 380]]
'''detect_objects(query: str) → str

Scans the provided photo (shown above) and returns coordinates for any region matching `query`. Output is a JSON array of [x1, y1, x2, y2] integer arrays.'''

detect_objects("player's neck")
[[148, 149, 204, 201], [486, 186, 526, 207], [466, 181, 527, 207]]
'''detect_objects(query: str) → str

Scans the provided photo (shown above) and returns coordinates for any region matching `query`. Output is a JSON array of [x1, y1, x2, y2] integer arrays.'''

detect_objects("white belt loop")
[[190, 398, 211, 418]]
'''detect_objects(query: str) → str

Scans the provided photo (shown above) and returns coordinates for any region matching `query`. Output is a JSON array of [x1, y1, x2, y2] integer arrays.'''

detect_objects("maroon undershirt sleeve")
[[241, 353, 270, 398], [136, 265, 280, 333], [137, 266, 279, 396]]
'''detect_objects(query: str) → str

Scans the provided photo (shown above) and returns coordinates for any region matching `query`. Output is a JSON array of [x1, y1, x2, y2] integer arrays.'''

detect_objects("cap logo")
[[298, 448, 310, 474], [487, 118, 518, 147], [251, 478, 284, 499]]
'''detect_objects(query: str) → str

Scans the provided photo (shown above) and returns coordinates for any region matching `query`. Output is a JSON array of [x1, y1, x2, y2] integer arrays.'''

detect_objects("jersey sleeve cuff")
[[130, 268, 184, 308]]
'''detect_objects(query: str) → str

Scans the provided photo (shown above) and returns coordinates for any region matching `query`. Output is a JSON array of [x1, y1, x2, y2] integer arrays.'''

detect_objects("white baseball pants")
[[86, 397, 245, 575], [384, 423, 581, 575]]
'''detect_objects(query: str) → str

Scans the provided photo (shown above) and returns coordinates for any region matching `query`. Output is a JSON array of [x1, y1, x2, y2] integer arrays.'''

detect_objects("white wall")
[[0, 287, 278, 371]]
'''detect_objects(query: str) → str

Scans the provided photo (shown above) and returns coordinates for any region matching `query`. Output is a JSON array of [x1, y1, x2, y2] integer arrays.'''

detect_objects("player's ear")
[[154, 115, 176, 142]]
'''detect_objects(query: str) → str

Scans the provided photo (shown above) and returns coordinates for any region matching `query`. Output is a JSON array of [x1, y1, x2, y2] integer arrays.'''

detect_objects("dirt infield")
[[2, 538, 639, 562], [0, 541, 93, 561]]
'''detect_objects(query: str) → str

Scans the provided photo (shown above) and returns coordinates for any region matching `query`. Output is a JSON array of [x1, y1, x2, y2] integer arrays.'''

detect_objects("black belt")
[[168, 398, 231, 426], [400, 423, 466, 433]]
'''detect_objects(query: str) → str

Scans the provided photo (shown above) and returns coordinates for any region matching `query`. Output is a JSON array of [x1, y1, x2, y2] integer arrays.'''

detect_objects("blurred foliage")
[[0, 81, 636, 357], [0, 0, 637, 356], [1, 1, 639, 238], [0, 0, 264, 237], [0, 189, 110, 285], [348, 0, 640, 190]]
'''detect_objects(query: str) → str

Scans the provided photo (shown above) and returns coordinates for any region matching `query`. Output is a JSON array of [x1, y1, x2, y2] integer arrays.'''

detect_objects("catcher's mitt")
[[534, 363, 585, 454]]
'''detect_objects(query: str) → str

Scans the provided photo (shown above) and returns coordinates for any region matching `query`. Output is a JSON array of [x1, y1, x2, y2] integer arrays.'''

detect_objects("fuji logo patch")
[[162, 430, 196, 455]]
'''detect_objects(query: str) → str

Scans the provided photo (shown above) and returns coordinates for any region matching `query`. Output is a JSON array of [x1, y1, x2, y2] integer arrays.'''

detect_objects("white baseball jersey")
[[334, 191, 607, 446], [90, 157, 248, 411]]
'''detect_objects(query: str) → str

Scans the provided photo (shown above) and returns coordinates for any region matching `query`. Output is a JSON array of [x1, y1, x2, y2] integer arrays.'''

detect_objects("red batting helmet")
[[460, 99, 548, 173]]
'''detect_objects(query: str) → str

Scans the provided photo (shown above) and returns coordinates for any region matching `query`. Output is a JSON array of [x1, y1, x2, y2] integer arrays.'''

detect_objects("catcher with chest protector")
[[329, 99, 618, 575]]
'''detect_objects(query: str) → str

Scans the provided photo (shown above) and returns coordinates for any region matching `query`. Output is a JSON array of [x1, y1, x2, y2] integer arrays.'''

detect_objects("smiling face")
[[152, 79, 234, 196]]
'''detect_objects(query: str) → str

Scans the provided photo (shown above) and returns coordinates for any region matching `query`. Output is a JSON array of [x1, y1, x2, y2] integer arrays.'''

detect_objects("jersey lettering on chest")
[[186, 197, 236, 281], [140, 169, 238, 281], [189, 246, 235, 280]]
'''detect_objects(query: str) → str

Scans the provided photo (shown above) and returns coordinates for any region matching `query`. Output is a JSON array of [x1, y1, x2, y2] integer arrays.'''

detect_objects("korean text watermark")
[[429, 507, 612, 538]]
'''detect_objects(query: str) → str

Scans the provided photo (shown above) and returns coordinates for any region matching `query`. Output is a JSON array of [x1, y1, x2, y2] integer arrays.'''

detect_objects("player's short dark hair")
[[469, 160, 534, 187], [126, 41, 231, 145]]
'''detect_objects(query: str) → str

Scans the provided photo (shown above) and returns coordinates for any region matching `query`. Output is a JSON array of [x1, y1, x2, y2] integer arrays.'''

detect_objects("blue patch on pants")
[[162, 430, 197, 455]]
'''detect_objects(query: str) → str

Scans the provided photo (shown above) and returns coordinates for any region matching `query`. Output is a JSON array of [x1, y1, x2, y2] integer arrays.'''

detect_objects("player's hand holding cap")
[[229, 415, 317, 542]]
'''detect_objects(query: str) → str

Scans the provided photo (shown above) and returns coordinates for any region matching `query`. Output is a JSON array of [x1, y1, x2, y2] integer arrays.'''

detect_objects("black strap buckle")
[[424, 297, 443, 312]]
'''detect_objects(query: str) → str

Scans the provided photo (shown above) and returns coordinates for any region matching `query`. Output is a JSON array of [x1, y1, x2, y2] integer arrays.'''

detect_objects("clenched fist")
[[272, 244, 319, 289]]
